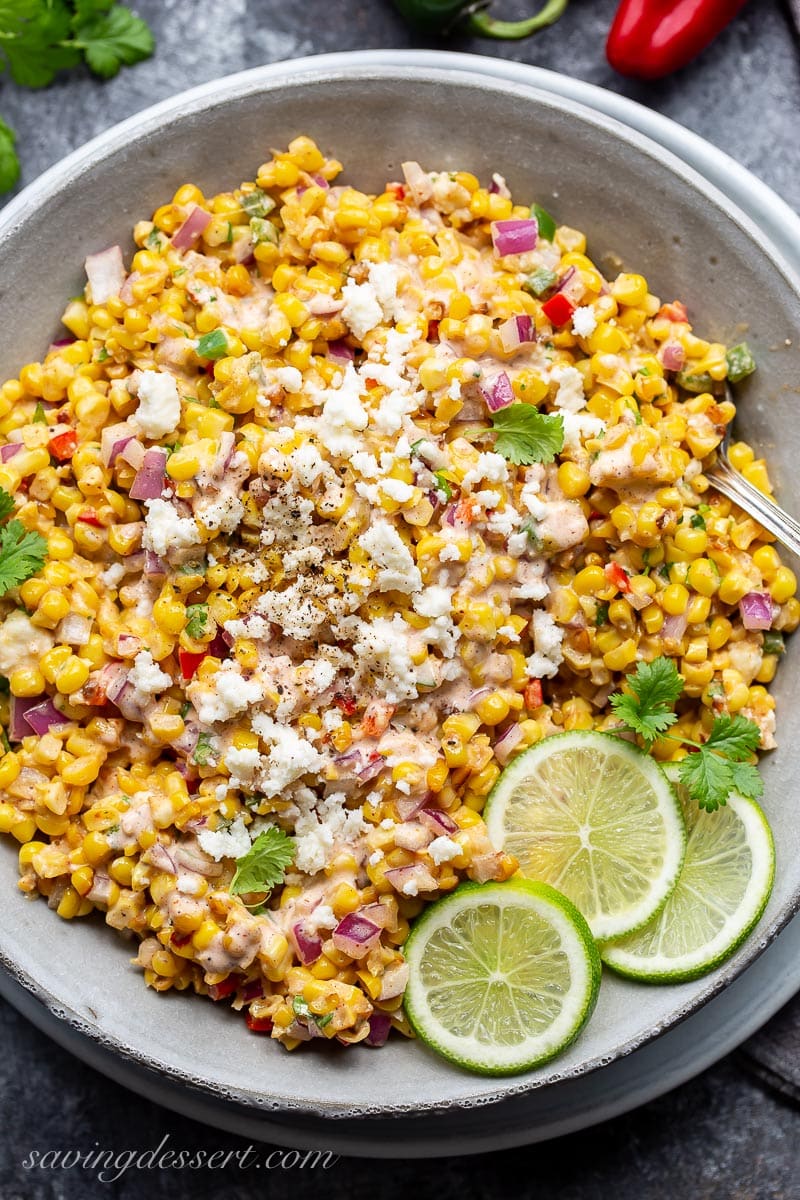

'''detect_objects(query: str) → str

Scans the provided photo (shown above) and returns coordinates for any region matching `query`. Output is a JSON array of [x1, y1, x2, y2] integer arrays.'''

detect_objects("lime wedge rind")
[[600, 771, 775, 983], [404, 879, 601, 1076], [484, 731, 687, 941]]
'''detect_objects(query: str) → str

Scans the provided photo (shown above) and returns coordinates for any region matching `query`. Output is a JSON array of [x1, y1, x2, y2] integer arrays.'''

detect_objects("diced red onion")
[[313, 174, 330, 190], [171, 206, 212, 250], [364, 1013, 393, 1047], [555, 266, 585, 304], [118, 439, 145, 471], [357, 901, 395, 930], [85, 246, 126, 304], [216, 430, 236, 473], [98, 663, 130, 703], [172, 721, 200, 759], [378, 961, 409, 1001], [332, 913, 382, 959], [395, 792, 430, 822], [144, 550, 166, 577], [419, 807, 459, 835], [285, 1019, 314, 1042], [493, 723, 524, 767], [491, 219, 538, 257], [56, 613, 92, 647], [111, 682, 151, 722], [129, 448, 166, 500], [232, 233, 254, 264], [308, 294, 344, 317], [444, 504, 458, 527], [357, 753, 385, 784], [101, 422, 136, 467], [48, 337, 76, 355], [241, 979, 263, 1002], [740, 592, 775, 631], [86, 871, 114, 905], [468, 686, 493, 707], [9, 697, 38, 740], [327, 339, 354, 364], [659, 341, 686, 372], [480, 370, 515, 412], [208, 631, 230, 659], [384, 863, 438, 896], [292, 922, 323, 965], [661, 612, 688, 641], [147, 842, 177, 874], [173, 843, 223, 878], [0, 443, 23, 462], [21, 697, 69, 736], [498, 314, 535, 353], [119, 272, 140, 306]]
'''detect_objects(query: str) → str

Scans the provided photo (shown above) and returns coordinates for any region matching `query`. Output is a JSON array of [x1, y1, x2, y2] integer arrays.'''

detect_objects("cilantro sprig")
[[0, 1, 154, 192], [0, 484, 47, 596], [230, 827, 295, 897], [490, 403, 564, 466], [610, 656, 763, 812]]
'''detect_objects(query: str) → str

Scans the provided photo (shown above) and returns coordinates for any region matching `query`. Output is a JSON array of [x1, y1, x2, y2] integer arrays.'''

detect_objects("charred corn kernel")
[[149, 713, 186, 742], [756, 654, 778, 684], [442, 712, 481, 741], [742, 460, 771, 494], [574, 565, 607, 595], [331, 883, 361, 918], [662, 583, 689, 615], [686, 594, 712, 623], [687, 559, 719, 597], [722, 670, 750, 712], [674, 524, 708, 555], [82, 831, 112, 865], [70, 865, 94, 896], [57, 886, 83, 920], [612, 273, 648, 306], [682, 661, 714, 691], [770, 566, 797, 604], [47, 529, 74, 559], [708, 616, 733, 650], [640, 603, 663, 634], [153, 593, 187, 634], [36, 590, 71, 625], [192, 920, 220, 951], [9, 666, 46, 697], [55, 656, 91, 694], [109, 856, 134, 887], [557, 461, 591, 498], [718, 572, 752, 606], [18, 840, 47, 866], [475, 692, 511, 726], [752, 545, 781, 581], [39, 646, 72, 683], [603, 638, 638, 671], [62, 755, 102, 786], [152, 949, 181, 978]]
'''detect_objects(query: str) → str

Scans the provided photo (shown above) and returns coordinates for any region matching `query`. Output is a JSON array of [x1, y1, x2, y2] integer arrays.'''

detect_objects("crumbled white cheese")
[[131, 370, 182, 440], [198, 815, 252, 863], [368, 262, 401, 322], [0, 611, 54, 674], [128, 650, 171, 695], [288, 443, 328, 486], [224, 745, 263, 788], [305, 658, 336, 693], [350, 450, 382, 479], [349, 613, 420, 703], [305, 904, 338, 933], [341, 279, 383, 341], [413, 586, 452, 620], [358, 520, 422, 594], [552, 364, 587, 414], [250, 714, 325, 798], [379, 818, 395, 830], [461, 451, 509, 490], [291, 787, 368, 874], [438, 542, 463, 563], [142, 499, 201, 557], [428, 835, 462, 865], [380, 478, 415, 503], [192, 661, 265, 725], [323, 709, 343, 732], [571, 306, 598, 338], [195, 494, 245, 533], [487, 503, 522, 538], [520, 482, 548, 520], [526, 609, 565, 679], [305, 364, 369, 456], [100, 563, 126, 588], [276, 366, 303, 393], [561, 411, 606, 455], [368, 849, 385, 866]]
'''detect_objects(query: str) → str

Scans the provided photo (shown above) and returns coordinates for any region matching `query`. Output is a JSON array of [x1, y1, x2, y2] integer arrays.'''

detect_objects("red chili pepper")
[[605, 562, 632, 593], [245, 1012, 273, 1033], [658, 300, 689, 322], [607, 1, 750, 80], [542, 292, 575, 327], [48, 428, 78, 460], [178, 647, 207, 680], [524, 679, 544, 710]]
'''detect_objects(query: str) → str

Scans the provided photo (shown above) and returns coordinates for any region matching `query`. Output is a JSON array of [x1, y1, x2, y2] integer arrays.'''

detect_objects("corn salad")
[[0, 138, 794, 1052]]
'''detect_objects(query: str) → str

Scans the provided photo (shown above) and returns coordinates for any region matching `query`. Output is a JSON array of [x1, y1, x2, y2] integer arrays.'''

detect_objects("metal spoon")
[[704, 387, 800, 560]]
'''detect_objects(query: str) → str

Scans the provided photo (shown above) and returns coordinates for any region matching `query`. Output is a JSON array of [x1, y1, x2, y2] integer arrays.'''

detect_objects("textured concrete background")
[[1, 0, 800, 1195]]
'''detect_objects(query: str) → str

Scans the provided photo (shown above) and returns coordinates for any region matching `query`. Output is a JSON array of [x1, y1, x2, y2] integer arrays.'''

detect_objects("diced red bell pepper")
[[48, 429, 78, 460], [542, 293, 576, 327], [77, 507, 102, 527], [524, 679, 543, 710], [170, 931, 193, 948], [657, 300, 689, 323], [427, 318, 440, 342], [245, 1011, 273, 1033], [179, 647, 207, 680], [334, 692, 358, 716], [386, 182, 406, 201], [209, 976, 240, 1001], [605, 562, 631, 593]]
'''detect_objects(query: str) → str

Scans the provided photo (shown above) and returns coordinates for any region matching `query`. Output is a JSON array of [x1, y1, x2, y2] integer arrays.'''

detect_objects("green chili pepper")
[[676, 368, 715, 394], [725, 342, 756, 384], [393, 0, 568, 40]]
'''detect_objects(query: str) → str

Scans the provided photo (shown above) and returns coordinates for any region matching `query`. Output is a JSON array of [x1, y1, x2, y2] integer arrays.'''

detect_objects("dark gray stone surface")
[[1, 0, 800, 1194]]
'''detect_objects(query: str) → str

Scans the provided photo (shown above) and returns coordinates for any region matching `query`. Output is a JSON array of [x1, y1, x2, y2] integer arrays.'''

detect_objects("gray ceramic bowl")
[[1, 56, 799, 1123]]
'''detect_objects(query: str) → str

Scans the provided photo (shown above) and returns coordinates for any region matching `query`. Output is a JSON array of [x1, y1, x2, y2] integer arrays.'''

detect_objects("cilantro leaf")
[[704, 713, 761, 762], [0, 1, 80, 89], [0, 487, 15, 521], [433, 471, 452, 501], [185, 603, 210, 639], [71, 3, 154, 79], [32, 401, 47, 423], [0, 520, 47, 597], [678, 747, 733, 814], [490, 404, 564, 465], [0, 118, 19, 193], [192, 731, 217, 767], [230, 827, 295, 896], [609, 656, 684, 746], [241, 188, 275, 219], [196, 328, 228, 360]]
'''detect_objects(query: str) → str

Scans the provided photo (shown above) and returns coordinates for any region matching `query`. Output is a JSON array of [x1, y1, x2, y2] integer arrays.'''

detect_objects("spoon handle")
[[708, 456, 800, 561]]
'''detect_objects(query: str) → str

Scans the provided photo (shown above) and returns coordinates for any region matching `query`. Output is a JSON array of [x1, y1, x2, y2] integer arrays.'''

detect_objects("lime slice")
[[601, 765, 775, 982], [484, 730, 686, 940], [404, 879, 600, 1075]]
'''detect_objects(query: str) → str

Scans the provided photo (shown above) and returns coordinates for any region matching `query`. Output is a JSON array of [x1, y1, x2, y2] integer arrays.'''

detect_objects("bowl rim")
[[1, 50, 800, 1118]]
